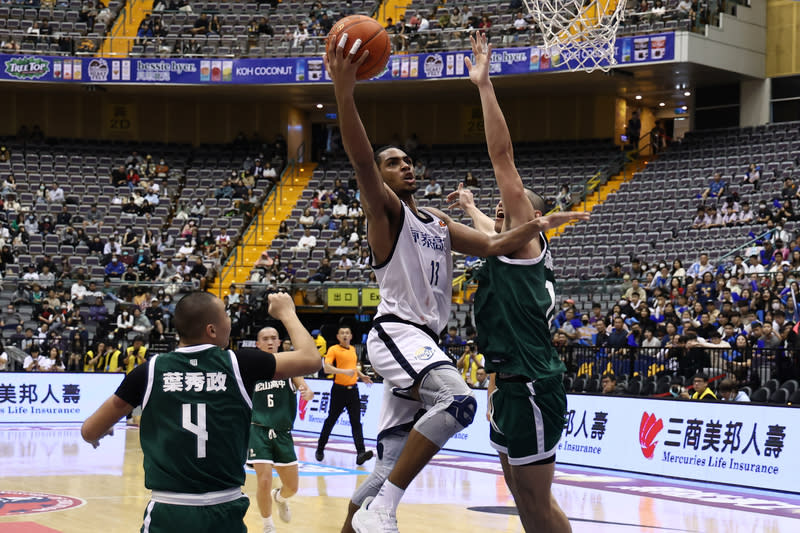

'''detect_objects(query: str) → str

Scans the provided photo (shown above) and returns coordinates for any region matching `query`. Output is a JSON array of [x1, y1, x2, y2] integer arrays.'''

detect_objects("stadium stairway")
[[546, 156, 649, 240], [100, 0, 154, 57], [209, 163, 316, 297]]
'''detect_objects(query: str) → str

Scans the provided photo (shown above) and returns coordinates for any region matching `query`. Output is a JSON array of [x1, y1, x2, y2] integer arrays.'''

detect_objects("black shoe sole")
[[315, 450, 324, 461]]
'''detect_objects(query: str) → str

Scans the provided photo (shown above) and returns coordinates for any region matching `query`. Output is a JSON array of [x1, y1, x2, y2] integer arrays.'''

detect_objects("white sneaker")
[[263, 523, 276, 533], [272, 487, 291, 523], [352, 496, 398, 533]]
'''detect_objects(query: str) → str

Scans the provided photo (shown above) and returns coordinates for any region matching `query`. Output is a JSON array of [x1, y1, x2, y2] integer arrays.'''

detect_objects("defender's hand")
[[465, 31, 491, 87], [447, 183, 477, 211]]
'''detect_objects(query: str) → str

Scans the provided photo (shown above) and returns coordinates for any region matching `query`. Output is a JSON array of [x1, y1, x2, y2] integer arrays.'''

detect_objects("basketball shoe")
[[272, 488, 291, 522], [352, 496, 398, 533]]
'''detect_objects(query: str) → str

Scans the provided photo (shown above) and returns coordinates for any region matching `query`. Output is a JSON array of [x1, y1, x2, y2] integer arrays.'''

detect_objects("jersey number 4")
[[182, 403, 208, 459]]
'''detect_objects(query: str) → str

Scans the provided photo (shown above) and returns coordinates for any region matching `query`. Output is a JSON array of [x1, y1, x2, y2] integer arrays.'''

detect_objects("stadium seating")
[[0, 0, 123, 55], [0, 0, 742, 58], [0, 135, 280, 279], [550, 121, 800, 279], [262, 139, 623, 284]]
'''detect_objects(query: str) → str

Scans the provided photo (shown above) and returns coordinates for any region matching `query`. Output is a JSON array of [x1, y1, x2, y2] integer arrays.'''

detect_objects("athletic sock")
[[275, 489, 288, 503], [262, 516, 275, 529], [369, 481, 404, 513]]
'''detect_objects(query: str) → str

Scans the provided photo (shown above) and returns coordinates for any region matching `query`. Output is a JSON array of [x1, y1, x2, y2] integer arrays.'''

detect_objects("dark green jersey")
[[140, 345, 253, 493], [251, 378, 297, 431], [474, 236, 566, 380]]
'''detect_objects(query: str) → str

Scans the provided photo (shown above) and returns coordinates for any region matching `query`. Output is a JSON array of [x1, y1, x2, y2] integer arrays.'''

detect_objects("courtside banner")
[[0, 372, 124, 423], [558, 395, 796, 492], [0, 34, 674, 85], [295, 379, 495, 455]]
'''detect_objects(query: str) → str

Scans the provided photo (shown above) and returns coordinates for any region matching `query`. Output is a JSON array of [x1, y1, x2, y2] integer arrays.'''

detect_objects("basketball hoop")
[[524, 0, 627, 73]]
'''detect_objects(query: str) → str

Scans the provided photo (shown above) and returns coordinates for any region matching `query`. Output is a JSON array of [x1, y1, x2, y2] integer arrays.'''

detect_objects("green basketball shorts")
[[489, 374, 567, 466], [247, 425, 298, 466], [140, 493, 249, 533]]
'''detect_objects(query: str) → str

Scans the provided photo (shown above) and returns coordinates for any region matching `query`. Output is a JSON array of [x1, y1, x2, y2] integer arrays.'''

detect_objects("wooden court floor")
[[1, 424, 799, 533]]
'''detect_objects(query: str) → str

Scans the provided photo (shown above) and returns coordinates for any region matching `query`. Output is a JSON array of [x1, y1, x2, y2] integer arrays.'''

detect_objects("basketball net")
[[524, 0, 627, 73]]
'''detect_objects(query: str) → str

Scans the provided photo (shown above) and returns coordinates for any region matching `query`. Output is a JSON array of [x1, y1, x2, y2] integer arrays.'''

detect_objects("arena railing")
[[442, 343, 798, 398], [215, 159, 298, 297]]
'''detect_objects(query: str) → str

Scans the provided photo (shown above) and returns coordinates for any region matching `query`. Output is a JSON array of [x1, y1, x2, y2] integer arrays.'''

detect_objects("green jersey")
[[140, 345, 253, 493], [251, 378, 297, 431], [474, 236, 566, 380]]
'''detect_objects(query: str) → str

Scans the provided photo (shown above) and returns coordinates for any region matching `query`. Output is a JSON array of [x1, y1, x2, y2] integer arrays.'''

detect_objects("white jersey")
[[372, 203, 452, 334]]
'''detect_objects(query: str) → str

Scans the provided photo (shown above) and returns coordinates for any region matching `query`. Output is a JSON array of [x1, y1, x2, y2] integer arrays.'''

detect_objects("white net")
[[523, 0, 627, 73]]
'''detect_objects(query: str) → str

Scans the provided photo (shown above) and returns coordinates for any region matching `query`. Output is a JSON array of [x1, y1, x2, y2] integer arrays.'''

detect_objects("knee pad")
[[413, 366, 476, 448]]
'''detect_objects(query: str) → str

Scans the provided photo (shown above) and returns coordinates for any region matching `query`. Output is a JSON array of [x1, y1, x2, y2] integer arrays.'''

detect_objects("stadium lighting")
[[316, 103, 324, 109], [684, 91, 691, 96], [635, 95, 642, 100], [659, 102, 666, 107], [682, 106, 688, 111]]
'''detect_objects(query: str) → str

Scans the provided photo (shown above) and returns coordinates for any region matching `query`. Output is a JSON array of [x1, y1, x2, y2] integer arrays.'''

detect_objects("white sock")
[[262, 515, 275, 530], [369, 481, 404, 513], [275, 489, 288, 503]]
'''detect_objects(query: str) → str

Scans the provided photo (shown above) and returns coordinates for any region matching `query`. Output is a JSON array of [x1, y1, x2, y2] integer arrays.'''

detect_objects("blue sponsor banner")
[[0, 33, 674, 85]]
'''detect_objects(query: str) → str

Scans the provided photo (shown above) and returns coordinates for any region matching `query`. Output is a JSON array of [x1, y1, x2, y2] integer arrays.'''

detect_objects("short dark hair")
[[693, 373, 709, 382], [173, 292, 219, 342], [374, 145, 406, 165], [524, 188, 547, 213], [601, 372, 616, 382], [718, 378, 738, 393]]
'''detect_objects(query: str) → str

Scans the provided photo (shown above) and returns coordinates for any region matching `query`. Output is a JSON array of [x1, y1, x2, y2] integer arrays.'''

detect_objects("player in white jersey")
[[326, 34, 588, 532]]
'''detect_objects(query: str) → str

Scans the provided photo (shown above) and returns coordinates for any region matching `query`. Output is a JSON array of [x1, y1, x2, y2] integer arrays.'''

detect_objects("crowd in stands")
[[0, 129, 288, 373], [0, 0, 121, 55], [0, 0, 748, 58]]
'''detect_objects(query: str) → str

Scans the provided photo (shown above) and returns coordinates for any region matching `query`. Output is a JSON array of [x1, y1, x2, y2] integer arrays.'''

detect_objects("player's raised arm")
[[466, 32, 534, 226], [429, 207, 589, 257], [325, 35, 401, 223], [447, 183, 496, 236], [268, 293, 322, 379]]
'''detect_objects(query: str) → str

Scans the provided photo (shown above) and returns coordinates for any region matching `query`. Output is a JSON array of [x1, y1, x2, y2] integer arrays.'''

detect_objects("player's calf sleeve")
[[413, 366, 476, 448], [351, 431, 408, 506]]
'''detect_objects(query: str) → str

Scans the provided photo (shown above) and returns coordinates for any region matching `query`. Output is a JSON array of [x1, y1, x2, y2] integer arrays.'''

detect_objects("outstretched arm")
[[82, 394, 133, 448], [429, 207, 589, 257], [324, 34, 401, 223], [447, 183, 496, 236], [466, 32, 534, 226]]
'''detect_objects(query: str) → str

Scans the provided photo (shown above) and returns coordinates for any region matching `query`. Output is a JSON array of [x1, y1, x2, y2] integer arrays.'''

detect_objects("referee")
[[315, 326, 374, 465]]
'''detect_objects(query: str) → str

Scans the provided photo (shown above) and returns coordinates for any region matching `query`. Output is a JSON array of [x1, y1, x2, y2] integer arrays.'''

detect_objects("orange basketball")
[[326, 15, 391, 80]]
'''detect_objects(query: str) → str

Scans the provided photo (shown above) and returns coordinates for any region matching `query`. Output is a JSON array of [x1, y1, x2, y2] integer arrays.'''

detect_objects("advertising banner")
[[0, 33, 674, 86], [295, 381, 796, 491], [0, 372, 125, 423], [294, 379, 494, 455], [558, 395, 796, 493]]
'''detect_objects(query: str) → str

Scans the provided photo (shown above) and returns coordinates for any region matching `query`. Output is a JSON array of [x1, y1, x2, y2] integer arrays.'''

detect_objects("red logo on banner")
[[0, 491, 85, 516], [298, 397, 309, 420], [639, 412, 664, 459]]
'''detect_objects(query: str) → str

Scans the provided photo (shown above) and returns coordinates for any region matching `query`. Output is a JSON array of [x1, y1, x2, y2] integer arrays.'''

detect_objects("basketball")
[[326, 15, 391, 80]]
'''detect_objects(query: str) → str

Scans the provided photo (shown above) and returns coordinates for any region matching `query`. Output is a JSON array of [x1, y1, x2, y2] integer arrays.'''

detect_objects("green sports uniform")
[[139, 345, 253, 533], [248, 378, 299, 465], [474, 236, 568, 466]]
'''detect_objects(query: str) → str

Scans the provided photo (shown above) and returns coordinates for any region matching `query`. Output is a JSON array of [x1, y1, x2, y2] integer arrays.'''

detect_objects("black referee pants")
[[317, 383, 366, 454]]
